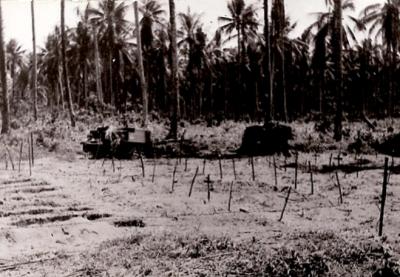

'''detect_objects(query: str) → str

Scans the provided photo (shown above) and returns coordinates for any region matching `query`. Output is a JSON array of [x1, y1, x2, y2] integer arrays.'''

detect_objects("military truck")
[[82, 126, 153, 158]]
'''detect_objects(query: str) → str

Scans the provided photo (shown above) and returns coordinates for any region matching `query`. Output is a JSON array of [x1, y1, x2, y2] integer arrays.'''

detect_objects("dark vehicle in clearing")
[[82, 126, 153, 158]]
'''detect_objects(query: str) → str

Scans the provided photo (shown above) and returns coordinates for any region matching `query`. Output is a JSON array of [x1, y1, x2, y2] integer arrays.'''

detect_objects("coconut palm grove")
[[3, 0, 400, 276]]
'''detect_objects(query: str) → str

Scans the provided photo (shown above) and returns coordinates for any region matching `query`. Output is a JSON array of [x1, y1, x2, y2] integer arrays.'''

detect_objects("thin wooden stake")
[[218, 155, 223, 180], [284, 156, 287, 172], [139, 152, 145, 178], [335, 171, 343, 204], [152, 159, 156, 183], [30, 132, 34, 167], [5, 146, 15, 171], [28, 135, 31, 176], [250, 156, 255, 181], [18, 141, 23, 173], [188, 166, 198, 197], [294, 152, 298, 189], [111, 156, 115, 173], [184, 158, 188, 172], [309, 161, 314, 195], [205, 174, 212, 202], [202, 159, 206, 175], [232, 158, 237, 180], [278, 187, 291, 222], [171, 159, 178, 192], [273, 156, 278, 187], [329, 153, 333, 167], [228, 181, 233, 212], [4, 154, 7, 170], [378, 158, 389, 236]]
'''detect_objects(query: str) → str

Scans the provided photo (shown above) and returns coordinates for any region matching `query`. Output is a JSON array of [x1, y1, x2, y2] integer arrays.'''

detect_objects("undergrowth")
[[64, 231, 400, 276]]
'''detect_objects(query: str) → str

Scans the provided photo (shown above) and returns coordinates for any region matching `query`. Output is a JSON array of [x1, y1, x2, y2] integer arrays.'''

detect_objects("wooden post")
[[336, 152, 342, 167], [294, 152, 298, 189], [329, 153, 333, 167], [232, 158, 237, 180], [284, 156, 287, 172], [18, 140, 23, 173], [250, 156, 255, 181], [30, 132, 34, 167], [171, 159, 178, 192], [111, 156, 115, 173], [218, 155, 223, 180], [4, 153, 7, 170], [133, 1, 148, 128], [228, 181, 233, 212], [152, 159, 156, 183], [273, 156, 278, 187], [278, 187, 291, 222], [5, 146, 14, 171], [309, 161, 314, 195], [28, 135, 31, 176], [184, 157, 188, 172], [378, 158, 389, 236], [205, 174, 211, 202], [139, 152, 145, 178], [335, 171, 343, 204], [202, 159, 206, 175], [313, 152, 319, 166], [188, 166, 198, 197]]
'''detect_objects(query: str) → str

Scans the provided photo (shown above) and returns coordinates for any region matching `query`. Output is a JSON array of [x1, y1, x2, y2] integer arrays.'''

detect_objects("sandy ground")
[[0, 152, 400, 276]]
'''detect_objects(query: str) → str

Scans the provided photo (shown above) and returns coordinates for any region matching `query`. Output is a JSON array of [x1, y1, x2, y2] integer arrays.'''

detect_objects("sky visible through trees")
[[1, 0, 384, 49]]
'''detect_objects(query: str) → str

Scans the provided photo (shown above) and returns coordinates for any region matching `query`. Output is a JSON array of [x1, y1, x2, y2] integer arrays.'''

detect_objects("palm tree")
[[361, 0, 400, 116], [61, 0, 75, 127], [39, 27, 64, 110], [333, 0, 343, 141], [31, 0, 38, 121], [140, 0, 164, 51], [139, 0, 165, 113], [263, 0, 274, 122], [6, 39, 25, 103], [218, 0, 258, 64], [168, 0, 179, 139], [75, 4, 93, 109], [305, 0, 361, 114], [134, 1, 148, 127], [0, 0, 9, 134], [88, 0, 131, 109], [271, 0, 288, 121], [178, 9, 206, 118]]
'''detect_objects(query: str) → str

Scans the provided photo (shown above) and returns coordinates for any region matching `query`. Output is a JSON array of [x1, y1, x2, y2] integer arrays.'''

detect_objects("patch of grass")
[[12, 214, 78, 227], [19, 187, 56, 194], [84, 213, 112, 221], [113, 219, 145, 228], [0, 208, 54, 217], [64, 231, 399, 276]]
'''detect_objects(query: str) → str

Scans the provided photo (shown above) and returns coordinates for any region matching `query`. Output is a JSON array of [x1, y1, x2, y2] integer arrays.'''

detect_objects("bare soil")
[[0, 150, 399, 276]]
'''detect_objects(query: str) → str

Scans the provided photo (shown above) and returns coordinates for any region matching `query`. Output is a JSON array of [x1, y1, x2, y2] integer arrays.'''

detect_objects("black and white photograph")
[[0, 0, 399, 276]]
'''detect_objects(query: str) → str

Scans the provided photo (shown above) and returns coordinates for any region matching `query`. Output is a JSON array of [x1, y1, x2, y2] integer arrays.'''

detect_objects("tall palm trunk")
[[83, 62, 88, 109], [168, 0, 179, 139], [388, 44, 396, 116], [264, 0, 274, 122], [272, 0, 287, 122], [31, 0, 38, 121], [134, 1, 148, 128], [333, 0, 343, 141], [61, 0, 75, 127], [93, 25, 103, 103], [10, 63, 15, 103], [0, 0, 8, 134]]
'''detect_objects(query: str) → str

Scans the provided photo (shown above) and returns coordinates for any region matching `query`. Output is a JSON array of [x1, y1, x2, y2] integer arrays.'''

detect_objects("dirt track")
[[1, 153, 400, 275]]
